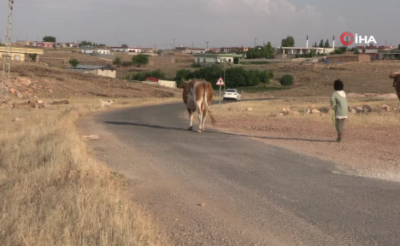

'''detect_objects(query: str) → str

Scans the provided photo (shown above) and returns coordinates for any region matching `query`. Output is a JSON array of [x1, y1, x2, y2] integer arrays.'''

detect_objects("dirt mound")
[[5, 63, 180, 99]]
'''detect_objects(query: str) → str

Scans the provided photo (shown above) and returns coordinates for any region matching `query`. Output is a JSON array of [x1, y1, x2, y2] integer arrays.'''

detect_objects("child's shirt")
[[330, 91, 348, 119]]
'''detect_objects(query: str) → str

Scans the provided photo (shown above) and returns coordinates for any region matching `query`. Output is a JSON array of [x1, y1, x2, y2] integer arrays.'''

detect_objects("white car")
[[223, 89, 242, 101]]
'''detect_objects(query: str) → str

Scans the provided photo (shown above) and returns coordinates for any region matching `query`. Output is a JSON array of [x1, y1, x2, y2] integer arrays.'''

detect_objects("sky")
[[0, 0, 399, 49]]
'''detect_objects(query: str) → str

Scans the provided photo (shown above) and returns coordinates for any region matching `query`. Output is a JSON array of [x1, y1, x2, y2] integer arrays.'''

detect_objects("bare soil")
[[242, 61, 400, 97], [213, 108, 400, 182], [2, 62, 180, 100]]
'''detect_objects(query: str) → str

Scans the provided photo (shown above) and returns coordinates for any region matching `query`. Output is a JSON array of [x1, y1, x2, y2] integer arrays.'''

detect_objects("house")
[[280, 47, 334, 57], [220, 47, 249, 53], [16, 40, 30, 47], [29, 42, 54, 48], [126, 47, 142, 53], [71, 64, 116, 78], [0, 47, 44, 62], [57, 42, 78, 48], [325, 54, 371, 63], [93, 48, 111, 55], [82, 46, 94, 54], [194, 53, 243, 65], [180, 48, 208, 54], [110, 47, 126, 52]]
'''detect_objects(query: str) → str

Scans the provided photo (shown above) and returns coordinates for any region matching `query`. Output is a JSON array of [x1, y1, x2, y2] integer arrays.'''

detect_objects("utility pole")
[[173, 38, 175, 49], [206, 41, 209, 50], [1, 0, 15, 102], [254, 37, 257, 47]]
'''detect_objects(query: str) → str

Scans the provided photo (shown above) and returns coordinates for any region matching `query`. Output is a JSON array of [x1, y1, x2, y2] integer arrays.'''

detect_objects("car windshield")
[[226, 89, 236, 92]]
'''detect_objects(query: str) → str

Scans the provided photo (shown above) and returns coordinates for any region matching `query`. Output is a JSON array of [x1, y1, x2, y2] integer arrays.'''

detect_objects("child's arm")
[[330, 93, 336, 108]]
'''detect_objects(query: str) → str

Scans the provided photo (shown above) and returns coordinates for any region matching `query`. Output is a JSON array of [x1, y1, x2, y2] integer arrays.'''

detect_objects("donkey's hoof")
[[188, 127, 193, 131], [197, 129, 203, 133]]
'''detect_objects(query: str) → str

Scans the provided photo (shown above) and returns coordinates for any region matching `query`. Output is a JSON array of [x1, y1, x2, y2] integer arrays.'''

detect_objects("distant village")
[[1, 36, 399, 88]]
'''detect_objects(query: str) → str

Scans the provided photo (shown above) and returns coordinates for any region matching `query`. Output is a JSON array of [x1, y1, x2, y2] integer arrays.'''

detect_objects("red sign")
[[216, 77, 225, 86], [340, 32, 354, 46]]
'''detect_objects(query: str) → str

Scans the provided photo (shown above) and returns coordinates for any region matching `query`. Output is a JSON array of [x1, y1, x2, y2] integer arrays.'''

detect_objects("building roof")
[[73, 65, 115, 70], [280, 47, 333, 50], [194, 53, 243, 58], [0, 47, 45, 55]]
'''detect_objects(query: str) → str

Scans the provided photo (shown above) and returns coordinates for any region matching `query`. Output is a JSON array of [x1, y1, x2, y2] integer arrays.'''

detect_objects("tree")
[[265, 42, 274, 58], [319, 39, 324, 48], [175, 69, 192, 86], [69, 59, 79, 67], [79, 41, 93, 47], [281, 36, 295, 47], [350, 47, 360, 54], [29, 54, 37, 62], [313, 42, 318, 47], [398, 44, 400, 50], [245, 42, 274, 59], [280, 74, 294, 86], [324, 39, 330, 48], [132, 54, 149, 67], [43, 36, 56, 47], [173, 65, 273, 88], [121, 44, 128, 48], [113, 56, 121, 67]]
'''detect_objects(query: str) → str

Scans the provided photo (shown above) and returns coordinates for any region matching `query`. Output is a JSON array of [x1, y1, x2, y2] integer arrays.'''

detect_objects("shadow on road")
[[104, 121, 335, 143]]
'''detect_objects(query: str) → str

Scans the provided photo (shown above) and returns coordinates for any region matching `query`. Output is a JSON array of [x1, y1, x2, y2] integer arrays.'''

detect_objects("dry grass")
[[212, 98, 400, 127], [0, 98, 178, 246]]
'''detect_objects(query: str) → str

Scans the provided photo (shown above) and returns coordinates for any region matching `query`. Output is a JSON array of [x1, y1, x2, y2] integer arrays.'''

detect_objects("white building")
[[125, 48, 142, 53], [82, 46, 94, 54], [93, 48, 111, 55], [71, 65, 116, 78], [194, 53, 243, 65], [110, 47, 126, 52], [280, 47, 334, 55]]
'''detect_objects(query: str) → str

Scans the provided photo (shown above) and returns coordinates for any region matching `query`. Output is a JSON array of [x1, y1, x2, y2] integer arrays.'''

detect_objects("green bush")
[[174, 65, 273, 88], [280, 74, 294, 86], [127, 69, 166, 81], [113, 57, 121, 66], [69, 59, 79, 67], [175, 69, 192, 86], [192, 62, 202, 68], [132, 54, 149, 67]]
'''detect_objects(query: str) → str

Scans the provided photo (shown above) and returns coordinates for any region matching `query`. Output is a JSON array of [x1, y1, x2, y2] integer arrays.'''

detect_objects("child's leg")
[[336, 119, 345, 141]]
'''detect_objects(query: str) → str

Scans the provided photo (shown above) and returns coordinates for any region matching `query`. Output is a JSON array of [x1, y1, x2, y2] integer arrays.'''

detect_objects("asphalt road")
[[79, 103, 400, 246]]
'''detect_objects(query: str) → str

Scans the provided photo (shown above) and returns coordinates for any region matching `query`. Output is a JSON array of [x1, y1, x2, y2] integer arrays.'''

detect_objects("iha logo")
[[340, 32, 377, 46]]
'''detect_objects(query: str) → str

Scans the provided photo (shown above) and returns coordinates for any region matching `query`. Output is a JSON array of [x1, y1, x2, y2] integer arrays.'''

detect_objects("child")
[[330, 79, 348, 142]]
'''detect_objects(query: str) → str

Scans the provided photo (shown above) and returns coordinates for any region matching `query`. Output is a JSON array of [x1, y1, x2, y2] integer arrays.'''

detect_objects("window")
[[197, 58, 200, 62], [203, 58, 206, 63]]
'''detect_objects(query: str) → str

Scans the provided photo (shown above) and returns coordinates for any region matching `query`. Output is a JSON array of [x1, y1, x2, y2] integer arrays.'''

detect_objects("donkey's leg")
[[202, 109, 208, 132], [188, 109, 193, 131], [197, 111, 203, 133]]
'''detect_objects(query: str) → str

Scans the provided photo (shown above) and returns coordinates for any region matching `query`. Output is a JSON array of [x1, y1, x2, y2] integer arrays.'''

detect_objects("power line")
[[1, 0, 15, 102]]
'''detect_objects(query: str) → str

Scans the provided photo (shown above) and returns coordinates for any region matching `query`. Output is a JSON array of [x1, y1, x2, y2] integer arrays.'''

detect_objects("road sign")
[[216, 77, 225, 86]]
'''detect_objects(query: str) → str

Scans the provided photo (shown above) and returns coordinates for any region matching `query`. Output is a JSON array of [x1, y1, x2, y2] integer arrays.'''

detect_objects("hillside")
[[2, 62, 180, 100]]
